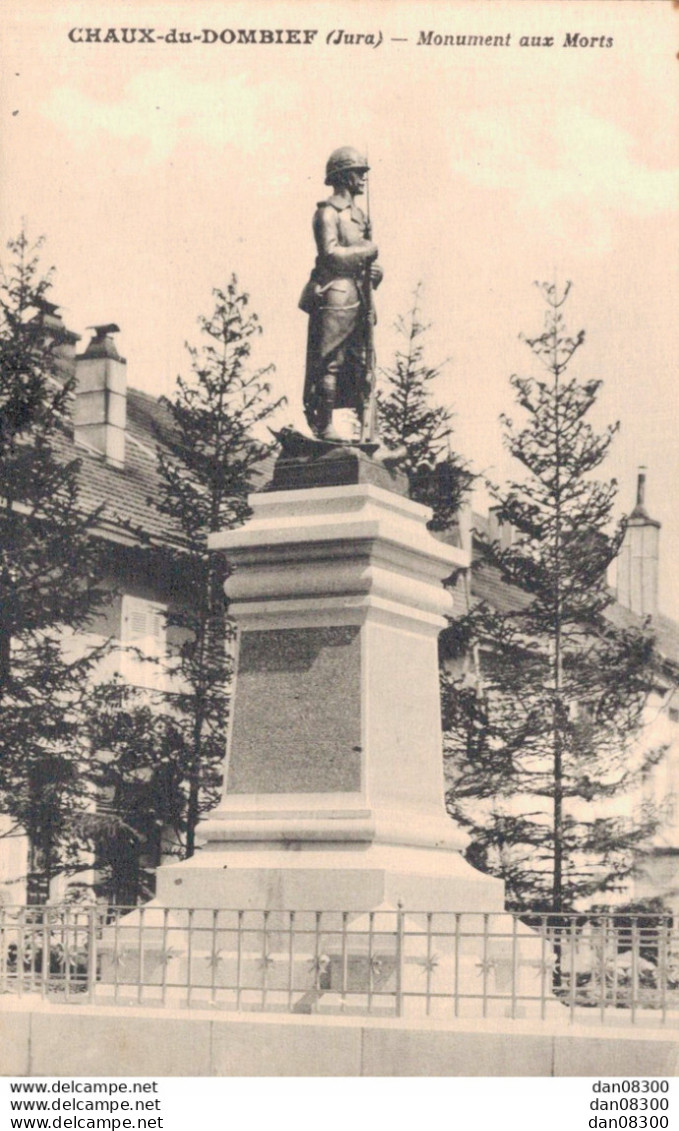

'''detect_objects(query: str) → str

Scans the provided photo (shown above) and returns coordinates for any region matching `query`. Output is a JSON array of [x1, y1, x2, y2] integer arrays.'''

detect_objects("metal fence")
[[1, 904, 677, 1025]]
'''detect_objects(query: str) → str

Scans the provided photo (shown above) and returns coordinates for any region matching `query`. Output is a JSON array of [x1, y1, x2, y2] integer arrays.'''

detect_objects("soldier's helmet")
[[324, 147, 370, 186]]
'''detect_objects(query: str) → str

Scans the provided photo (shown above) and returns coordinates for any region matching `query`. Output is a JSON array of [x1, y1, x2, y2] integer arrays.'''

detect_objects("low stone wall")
[[1, 1001, 678, 1077]]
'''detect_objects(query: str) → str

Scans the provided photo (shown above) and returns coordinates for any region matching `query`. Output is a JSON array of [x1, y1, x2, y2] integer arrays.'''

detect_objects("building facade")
[[0, 309, 677, 912], [0, 312, 188, 905]]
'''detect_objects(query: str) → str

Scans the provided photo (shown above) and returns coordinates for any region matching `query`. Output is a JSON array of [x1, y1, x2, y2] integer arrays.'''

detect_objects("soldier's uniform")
[[299, 149, 381, 439]]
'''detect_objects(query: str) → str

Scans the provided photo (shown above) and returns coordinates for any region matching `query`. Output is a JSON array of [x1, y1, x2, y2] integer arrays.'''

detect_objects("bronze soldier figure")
[[300, 147, 383, 442]]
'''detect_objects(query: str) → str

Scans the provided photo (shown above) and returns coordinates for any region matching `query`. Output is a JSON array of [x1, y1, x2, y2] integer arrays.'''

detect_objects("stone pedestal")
[[99, 461, 557, 1018], [155, 473, 503, 914]]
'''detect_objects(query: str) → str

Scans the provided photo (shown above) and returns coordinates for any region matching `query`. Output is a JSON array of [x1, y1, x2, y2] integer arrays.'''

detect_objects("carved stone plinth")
[[154, 472, 504, 914]]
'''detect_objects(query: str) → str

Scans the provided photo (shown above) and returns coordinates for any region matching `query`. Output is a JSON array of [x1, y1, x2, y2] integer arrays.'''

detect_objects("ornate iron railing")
[[1, 904, 677, 1025]]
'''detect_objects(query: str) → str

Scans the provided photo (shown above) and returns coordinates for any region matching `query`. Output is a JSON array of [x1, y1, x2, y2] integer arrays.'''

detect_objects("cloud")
[[449, 105, 679, 252], [40, 68, 290, 164]]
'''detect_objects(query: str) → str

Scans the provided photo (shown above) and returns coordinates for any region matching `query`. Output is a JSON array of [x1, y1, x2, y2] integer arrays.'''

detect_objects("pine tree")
[[0, 232, 109, 901], [443, 282, 663, 913], [377, 284, 473, 529], [84, 677, 187, 905], [152, 276, 285, 858]]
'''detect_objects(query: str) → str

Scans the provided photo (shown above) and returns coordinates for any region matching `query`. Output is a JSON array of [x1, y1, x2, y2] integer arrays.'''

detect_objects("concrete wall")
[[1, 1002, 678, 1077]]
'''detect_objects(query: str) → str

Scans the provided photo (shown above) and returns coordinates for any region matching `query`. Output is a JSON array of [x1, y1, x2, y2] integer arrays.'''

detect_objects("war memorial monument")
[[103, 148, 544, 1017]]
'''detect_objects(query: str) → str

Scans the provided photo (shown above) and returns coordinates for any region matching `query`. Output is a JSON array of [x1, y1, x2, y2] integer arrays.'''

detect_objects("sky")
[[2, 0, 678, 614]]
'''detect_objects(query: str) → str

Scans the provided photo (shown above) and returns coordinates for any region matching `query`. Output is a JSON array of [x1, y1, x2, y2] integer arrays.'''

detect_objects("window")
[[120, 595, 167, 691]]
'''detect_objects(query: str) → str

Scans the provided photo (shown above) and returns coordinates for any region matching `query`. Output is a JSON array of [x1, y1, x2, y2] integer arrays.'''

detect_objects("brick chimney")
[[616, 468, 660, 618], [74, 324, 126, 468]]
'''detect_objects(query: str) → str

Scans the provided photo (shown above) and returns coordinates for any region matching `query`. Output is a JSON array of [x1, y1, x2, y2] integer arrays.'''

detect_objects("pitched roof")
[[69, 389, 180, 546], [605, 601, 679, 671], [69, 387, 679, 669], [71, 388, 276, 548], [452, 514, 679, 670]]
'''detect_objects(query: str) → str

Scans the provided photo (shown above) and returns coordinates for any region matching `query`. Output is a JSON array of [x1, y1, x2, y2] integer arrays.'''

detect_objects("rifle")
[[360, 164, 378, 444]]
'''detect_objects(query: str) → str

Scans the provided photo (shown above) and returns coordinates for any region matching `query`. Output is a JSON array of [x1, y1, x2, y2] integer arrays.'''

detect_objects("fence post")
[[539, 915, 548, 1021], [660, 916, 670, 1025], [453, 913, 461, 1018], [395, 901, 404, 1018], [631, 919, 639, 1025], [340, 912, 349, 1012], [235, 910, 244, 1011], [39, 910, 50, 1000], [568, 919, 577, 1023], [510, 913, 518, 1020], [599, 917, 608, 1024], [0, 907, 5, 994], [86, 906, 98, 1000]]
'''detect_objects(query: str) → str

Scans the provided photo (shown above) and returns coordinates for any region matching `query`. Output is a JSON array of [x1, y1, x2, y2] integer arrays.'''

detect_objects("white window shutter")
[[120, 596, 167, 690]]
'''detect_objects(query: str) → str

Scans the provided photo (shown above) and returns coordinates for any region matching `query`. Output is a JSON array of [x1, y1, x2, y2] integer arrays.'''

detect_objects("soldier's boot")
[[317, 410, 344, 443], [315, 377, 344, 443]]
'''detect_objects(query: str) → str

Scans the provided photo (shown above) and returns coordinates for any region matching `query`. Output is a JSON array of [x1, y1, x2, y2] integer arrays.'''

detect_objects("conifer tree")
[[377, 285, 472, 529], [85, 677, 187, 905], [152, 277, 285, 858], [443, 283, 663, 913], [0, 232, 108, 901]]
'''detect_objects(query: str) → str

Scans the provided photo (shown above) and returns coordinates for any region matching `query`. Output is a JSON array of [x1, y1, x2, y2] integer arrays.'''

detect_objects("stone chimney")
[[454, 500, 473, 555], [487, 505, 516, 551], [74, 324, 126, 468], [616, 468, 660, 618], [34, 299, 81, 384]]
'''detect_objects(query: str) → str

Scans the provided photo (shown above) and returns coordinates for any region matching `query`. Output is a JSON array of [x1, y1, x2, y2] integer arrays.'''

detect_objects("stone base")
[[99, 884, 552, 1020], [110, 470, 524, 1016], [129, 816, 511, 1017], [155, 843, 505, 913]]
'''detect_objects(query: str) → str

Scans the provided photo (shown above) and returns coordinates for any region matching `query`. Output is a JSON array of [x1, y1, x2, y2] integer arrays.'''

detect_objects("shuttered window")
[[120, 595, 167, 691]]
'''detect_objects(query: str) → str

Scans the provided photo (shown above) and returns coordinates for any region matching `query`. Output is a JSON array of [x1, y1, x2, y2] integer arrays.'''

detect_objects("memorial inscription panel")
[[226, 625, 362, 794]]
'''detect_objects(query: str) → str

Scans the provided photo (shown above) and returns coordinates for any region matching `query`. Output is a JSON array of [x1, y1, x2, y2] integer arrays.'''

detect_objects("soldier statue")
[[299, 147, 383, 442]]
